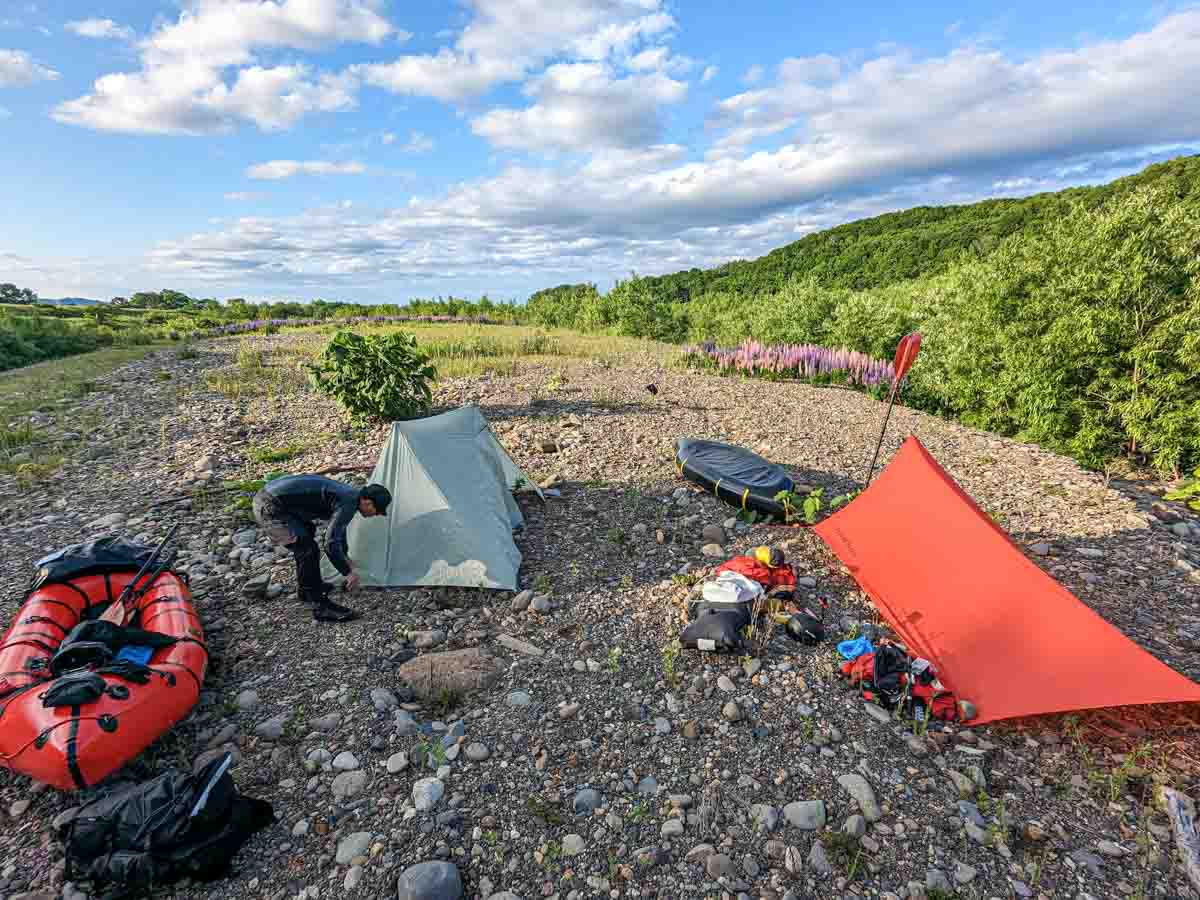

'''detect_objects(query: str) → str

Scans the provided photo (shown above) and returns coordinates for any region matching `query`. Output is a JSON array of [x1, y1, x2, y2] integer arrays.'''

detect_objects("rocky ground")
[[1, 331, 1199, 900]]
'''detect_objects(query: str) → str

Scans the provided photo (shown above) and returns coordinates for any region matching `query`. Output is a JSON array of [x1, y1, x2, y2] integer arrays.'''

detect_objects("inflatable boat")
[[675, 437, 796, 520], [0, 537, 207, 790]]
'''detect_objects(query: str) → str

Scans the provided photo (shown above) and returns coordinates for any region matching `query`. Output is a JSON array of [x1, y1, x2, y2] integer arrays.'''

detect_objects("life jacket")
[[715, 556, 797, 592]]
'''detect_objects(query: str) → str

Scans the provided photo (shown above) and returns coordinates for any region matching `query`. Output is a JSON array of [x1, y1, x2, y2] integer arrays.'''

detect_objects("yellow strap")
[[676, 456, 686, 475], [714, 479, 722, 497], [742, 488, 750, 510]]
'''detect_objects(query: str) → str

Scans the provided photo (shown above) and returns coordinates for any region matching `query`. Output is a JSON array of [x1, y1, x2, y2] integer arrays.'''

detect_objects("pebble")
[[843, 814, 866, 837], [717, 675, 737, 693], [9, 799, 32, 818], [370, 687, 399, 711], [510, 590, 532, 611], [701, 524, 726, 544], [506, 691, 532, 707], [863, 702, 892, 723], [413, 629, 447, 649], [254, 714, 288, 740], [722, 701, 743, 722], [783, 800, 826, 830], [562, 834, 586, 856], [395, 861, 462, 900], [413, 778, 445, 812], [235, 689, 260, 710], [331, 770, 368, 802], [344, 865, 364, 891], [638, 776, 658, 795], [836, 773, 881, 822], [947, 769, 974, 797], [750, 803, 780, 834], [574, 789, 603, 814], [808, 840, 832, 875], [926, 869, 953, 894], [332, 831, 370, 865], [954, 861, 978, 884], [530, 595, 552, 613], [706, 853, 736, 879], [387, 752, 410, 774], [701, 542, 726, 557], [661, 818, 685, 837], [957, 800, 985, 827], [310, 712, 341, 732], [332, 751, 360, 771], [558, 701, 581, 720], [464, 742, 490, 762], [1097, 840, 1125, 857]]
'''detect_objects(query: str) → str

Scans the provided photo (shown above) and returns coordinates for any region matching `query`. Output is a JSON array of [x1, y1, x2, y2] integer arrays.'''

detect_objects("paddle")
[[100, 523, 180, 626], [864, 333, 922, 486]]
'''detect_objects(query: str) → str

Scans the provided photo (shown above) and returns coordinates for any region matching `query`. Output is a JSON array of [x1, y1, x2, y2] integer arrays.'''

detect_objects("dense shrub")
[[307, 330, 437, 423]]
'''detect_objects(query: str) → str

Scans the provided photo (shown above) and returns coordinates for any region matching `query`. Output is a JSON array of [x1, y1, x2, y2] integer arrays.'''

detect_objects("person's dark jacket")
[[261, 475, 360, 575]]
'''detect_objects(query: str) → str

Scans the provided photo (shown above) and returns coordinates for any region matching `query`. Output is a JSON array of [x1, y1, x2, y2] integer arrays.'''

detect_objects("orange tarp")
[[814, 436, 1200, 725]]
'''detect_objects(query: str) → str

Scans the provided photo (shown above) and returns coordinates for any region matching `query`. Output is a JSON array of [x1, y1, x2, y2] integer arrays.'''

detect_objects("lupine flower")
[[683, 339, 898, 388]]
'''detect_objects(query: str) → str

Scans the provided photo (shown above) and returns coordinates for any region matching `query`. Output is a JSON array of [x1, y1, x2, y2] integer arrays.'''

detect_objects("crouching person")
[[251, 474, 391, 623]]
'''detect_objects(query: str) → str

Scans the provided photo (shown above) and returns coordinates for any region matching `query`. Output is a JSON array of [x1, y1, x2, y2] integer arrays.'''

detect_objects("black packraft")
[[59, 752, 275, 899]]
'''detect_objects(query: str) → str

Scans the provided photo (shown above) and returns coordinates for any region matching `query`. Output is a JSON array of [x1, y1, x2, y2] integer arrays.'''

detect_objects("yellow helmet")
[[753, 546, 785, 567]]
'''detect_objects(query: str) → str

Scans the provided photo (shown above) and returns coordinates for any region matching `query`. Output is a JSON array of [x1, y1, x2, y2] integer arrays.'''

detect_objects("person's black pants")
[[252, 491, 325, 601]]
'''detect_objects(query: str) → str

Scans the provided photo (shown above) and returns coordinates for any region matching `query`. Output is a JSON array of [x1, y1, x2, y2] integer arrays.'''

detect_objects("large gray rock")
[[331, 770, 368, 802], [413, 778, 445, 812], [254, 715, 288, 740], [397, 648, 503, 700], [396, 861, 463, 900]]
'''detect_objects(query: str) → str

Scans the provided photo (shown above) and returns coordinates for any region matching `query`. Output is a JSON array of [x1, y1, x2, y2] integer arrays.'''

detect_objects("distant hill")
[[629, 154, 1200, 302], [40, 297, 104, 306]]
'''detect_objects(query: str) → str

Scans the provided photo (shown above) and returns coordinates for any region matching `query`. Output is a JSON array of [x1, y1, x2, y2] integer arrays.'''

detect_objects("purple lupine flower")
[[685, 338, 898, 388]]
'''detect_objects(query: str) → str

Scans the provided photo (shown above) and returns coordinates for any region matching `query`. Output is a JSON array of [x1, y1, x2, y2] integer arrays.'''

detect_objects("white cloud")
[[53, 0, 396, 134], [354, 0, 674, 102], [130, 11, 1200, 300], [741, 63, 763, 84], [246, 160, 367, 179], [225, 191, 264, 200], [471, 62, 686, 152], [66, 18, 135, 41], [399, 130, 434, 153], [0, 48, 59, 86], [701, 64, 718, 83], [381, 131, 395, 144]]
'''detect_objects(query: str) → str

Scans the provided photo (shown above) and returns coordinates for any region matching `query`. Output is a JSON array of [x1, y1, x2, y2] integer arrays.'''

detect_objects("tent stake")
[[864, 332, 922, 488]]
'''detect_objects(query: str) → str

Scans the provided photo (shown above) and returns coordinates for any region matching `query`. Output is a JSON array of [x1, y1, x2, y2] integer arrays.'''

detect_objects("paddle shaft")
[[864, 381, 901, 486], [100, 523, 179, 625]]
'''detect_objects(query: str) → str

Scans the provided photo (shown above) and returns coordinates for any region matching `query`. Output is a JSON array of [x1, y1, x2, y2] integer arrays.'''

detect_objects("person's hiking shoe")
[[313, 599, 358, 623]]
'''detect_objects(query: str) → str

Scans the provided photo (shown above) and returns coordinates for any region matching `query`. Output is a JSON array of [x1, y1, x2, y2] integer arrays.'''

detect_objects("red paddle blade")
[[892, 332, 922, 383]]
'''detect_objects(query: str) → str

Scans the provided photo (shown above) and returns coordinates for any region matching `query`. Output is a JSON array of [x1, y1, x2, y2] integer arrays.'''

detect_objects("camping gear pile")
[[59, 750, 274, 899], [0, 533, 207, 790], [837, 637, 961, 722], [680, 547, 826, 653]]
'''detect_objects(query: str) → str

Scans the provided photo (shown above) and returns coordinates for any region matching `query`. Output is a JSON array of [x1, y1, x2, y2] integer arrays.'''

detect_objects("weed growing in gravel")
[[539, 840, 561, 872], [433, 687, 462, 719], [607, 525, 627, 547], [620, 573, 634, 589], [661, 639, 681, 687], [534, 574, 553, 594], [252, 442, 305, 464], [592, 386, 622, 409], [607, 646, 622, 672], [926, 889, 953, 900], [629, 800, 650, 822], [672, 572, 700, 587]]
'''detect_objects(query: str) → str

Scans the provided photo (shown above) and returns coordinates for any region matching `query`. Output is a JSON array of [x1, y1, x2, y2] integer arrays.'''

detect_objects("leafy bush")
[[307, 330, 437, 423]]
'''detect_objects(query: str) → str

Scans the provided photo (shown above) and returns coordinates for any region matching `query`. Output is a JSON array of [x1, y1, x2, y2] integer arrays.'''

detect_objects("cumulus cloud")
[[246, 160, 367, 179], [701, 64, 718, 83], [399, 130, 434, 153], [741, 63, 763, 84], [0, 49, 60, 86], [353, 0, 674, 102], [132, 11, 1200, 300], [471, 62, 686, 152], [53, 0, 396, 134], [66, 18, 135, 41]]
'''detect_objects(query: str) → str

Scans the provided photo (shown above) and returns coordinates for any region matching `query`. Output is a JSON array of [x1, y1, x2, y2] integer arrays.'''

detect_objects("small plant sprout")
[[607, 646, 623, 672]]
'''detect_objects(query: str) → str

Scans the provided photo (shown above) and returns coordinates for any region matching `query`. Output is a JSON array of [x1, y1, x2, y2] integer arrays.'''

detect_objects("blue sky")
[[1, 1, 1198, 303]]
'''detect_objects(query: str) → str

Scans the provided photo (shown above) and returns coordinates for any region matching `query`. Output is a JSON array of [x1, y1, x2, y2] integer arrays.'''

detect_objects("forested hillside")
[[525, 156, 1200, 476], [638, 154, 1200, 299]]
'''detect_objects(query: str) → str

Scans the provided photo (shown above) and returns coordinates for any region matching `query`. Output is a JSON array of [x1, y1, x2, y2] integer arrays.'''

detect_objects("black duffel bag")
[[59, 752, 275, 899]]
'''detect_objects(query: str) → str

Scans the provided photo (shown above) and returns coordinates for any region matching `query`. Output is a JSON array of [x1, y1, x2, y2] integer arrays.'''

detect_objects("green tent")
[[321, 406, 541, 590]]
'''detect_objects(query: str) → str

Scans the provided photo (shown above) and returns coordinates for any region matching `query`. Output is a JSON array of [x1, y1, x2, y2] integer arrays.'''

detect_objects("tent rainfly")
[[321, 406, 541, 591], [815, 436, 1200, 725]]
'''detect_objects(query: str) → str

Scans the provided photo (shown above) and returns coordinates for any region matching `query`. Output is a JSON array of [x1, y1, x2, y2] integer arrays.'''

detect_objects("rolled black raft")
[[675, 438, 795, 519]]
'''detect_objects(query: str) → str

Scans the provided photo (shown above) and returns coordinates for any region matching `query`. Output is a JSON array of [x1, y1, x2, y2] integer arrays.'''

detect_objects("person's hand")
[[345, 572, 360, 592]]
